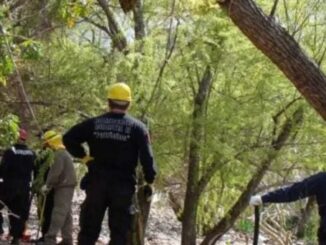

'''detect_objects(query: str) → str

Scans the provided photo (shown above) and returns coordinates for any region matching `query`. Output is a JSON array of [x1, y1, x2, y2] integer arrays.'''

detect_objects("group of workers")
[[0, 82, 326, 244], [0, 82, 157, 245], [0, 124, 77, 245]]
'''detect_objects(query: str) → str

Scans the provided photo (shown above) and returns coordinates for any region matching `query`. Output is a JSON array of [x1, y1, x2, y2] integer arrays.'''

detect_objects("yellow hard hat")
[[43, 130, 61, 144], [42, 130, 64, 149], [107, 83, 132, 102]]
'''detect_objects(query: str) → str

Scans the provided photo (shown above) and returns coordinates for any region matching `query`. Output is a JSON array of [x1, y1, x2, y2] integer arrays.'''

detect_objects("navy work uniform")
[[63, 112, 157, 245], [261, 172, 326, 244], [0, 143, 35, 242]]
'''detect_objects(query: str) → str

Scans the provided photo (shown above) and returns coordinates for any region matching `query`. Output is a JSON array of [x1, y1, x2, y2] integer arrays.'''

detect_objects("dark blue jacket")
[[0, 143, 35, 193], [63, 112, 157, 185], [262, 172, 326, 244]]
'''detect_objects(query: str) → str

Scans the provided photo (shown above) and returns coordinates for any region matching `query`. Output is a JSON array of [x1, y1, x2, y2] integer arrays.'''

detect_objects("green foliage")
[[54, 0, 94, 27], [32, 148, 55, 193], [0, 114, 19, 148], [20, 40, 43, 60], [28, 38, 108, 127], [0, 37, 14, 86], [235, 218, 254, 234], [303, 210, 319, 244], [1, 0, 326, 243]]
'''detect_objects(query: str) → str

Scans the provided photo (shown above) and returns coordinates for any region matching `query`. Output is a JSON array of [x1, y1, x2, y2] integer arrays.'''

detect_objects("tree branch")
[[269, 0, 279, 17], [140, 19, 180, 119], [84, 17, 112, 37], [97, 0, 128, 52], [200, 106, 304, 245], [217, 0, 326, 121]]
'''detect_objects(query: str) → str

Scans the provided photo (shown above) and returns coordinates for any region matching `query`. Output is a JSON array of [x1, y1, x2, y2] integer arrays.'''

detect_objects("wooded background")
[[1, 0, 326, 244]]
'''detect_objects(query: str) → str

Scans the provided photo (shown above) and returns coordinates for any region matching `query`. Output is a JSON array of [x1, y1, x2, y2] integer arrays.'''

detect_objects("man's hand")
[[41, 185, 50, 195], [80, 155, 94, 165], [143, 184, 154, 202], [249, 195, 263, 206]]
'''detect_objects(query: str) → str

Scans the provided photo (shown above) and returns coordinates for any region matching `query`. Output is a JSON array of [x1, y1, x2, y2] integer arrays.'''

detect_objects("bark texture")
[[218, 0, 326, 120], [97, 0, 128, 52], [133, 0, 145, 40]]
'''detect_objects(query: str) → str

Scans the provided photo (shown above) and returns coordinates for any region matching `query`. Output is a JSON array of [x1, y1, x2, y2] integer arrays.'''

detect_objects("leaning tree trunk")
[[217, 0, 326, 121], [200, 107, 304, 245]]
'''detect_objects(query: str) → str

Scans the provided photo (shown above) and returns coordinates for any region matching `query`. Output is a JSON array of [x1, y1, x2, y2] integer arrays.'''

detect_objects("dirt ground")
[[0, 190, 306, 245]]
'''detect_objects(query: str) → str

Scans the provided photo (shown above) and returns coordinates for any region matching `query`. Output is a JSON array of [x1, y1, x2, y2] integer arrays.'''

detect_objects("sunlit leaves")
[[0, 36, 14, 86], [179, 0, 218, 15], [41, 0, 94, 28], [20, 40, 43, 60], [0, 76, 6, 86], [0, 54, 13, 78], [0, 114, 19, 147], [0, 5, 9, 21]]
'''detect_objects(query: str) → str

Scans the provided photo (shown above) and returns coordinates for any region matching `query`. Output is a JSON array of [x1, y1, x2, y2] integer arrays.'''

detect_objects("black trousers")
[[319, 221, 326, 245], [0, 204, 3, 234], [3, 187, 30, 238], [78, 173, 134, 245], [0, 184, 4, 234]]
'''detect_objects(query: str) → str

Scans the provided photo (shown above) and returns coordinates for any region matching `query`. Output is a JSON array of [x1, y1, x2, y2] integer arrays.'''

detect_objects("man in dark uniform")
[[63, 82, 157, 245], [0, 129, 35, 245], [250, 172, 326, 245]]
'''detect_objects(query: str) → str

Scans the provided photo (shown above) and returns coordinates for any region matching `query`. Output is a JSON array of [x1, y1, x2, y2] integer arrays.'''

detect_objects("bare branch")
[[272, 96, 302, 139], [84, 17, 112, 37], [317, 45, 326, 67], [270, 0, 279, 17], [97, 0, 128, 52], [166, 0, 177, 57], [9, 0, 28, 12], [140, 19, 180, 119], [273, 96, 302, 123]]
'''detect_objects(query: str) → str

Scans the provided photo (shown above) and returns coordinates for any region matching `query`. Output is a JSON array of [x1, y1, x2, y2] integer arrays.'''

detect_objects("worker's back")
[[0, 143, 35, 189], [63, 112, 156, 184]]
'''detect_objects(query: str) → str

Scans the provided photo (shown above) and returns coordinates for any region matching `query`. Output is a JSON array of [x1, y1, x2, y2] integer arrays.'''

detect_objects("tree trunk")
[[97, 0, 128, 53], [34, 0, 53, 38], [8, 72, 33, 130], [182, 67, 213, 245], [133, 0, 145, 41], [119, 0, 137, 13], [217, 0, 326, 121], [296, 196, 315, 238], [200, 107, 304, 245]]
